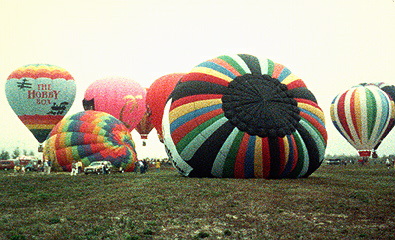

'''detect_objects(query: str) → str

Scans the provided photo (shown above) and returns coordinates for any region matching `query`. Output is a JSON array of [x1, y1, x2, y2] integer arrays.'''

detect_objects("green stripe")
[[176, 114, 224, 153], [365, 89, 377, 140], [267, 59, 275, 76], [217, 55, 247, 75], [222, 130, 245, 177]]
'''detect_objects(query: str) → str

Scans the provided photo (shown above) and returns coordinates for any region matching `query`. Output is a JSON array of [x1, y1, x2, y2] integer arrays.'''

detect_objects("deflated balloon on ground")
[[163, 54, 327, 179]]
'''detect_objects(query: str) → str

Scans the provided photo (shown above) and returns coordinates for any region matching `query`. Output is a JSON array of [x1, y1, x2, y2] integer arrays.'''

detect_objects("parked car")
[[84, 161, 114, 174], [324, 158, 343, 165], [0, 159, 17, 170]]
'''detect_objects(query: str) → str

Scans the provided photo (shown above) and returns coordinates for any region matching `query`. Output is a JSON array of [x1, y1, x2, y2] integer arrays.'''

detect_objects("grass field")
[[0, 164, 394, 240]]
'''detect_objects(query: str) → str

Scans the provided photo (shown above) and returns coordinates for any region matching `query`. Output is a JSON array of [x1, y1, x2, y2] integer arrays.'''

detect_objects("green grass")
[[0, 164, 394, 239]]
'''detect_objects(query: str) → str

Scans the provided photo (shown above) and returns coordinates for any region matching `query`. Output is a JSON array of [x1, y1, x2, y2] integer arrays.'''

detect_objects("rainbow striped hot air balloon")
[[163, 54, 327, 179], [5, 64, 76, 149], [45, 111, 137, 172], [330, 85, 393, 162]]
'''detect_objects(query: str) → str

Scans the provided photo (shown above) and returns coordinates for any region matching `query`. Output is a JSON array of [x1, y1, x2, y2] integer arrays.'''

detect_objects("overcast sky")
[[1, 0, 394, 159]]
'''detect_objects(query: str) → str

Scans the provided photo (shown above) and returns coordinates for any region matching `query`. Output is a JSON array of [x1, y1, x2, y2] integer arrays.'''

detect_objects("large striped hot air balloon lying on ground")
[[45, 111, 137, 172], [331, 85, 393, 162], [5, 64, 76, 150], [163, 54, 327, 179]]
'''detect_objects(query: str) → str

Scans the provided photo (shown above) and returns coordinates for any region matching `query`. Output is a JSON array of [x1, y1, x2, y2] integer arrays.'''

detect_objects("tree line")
[[0, 147, 35, 160]]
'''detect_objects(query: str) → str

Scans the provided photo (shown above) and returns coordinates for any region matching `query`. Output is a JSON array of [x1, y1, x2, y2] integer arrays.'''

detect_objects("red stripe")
[[234, 134, 249, 178], [290, 135, 299, 172], [171, 108, 223, 145], [18, 115, 64, 124], [286, 79, 306, 89], [350, 91, 361, 141], [278, 137, 286, 175], [180, 72, 230, 87], [261, 138, 271, 179], [8, 69, 74, 80], [272, 63, 285, 79], [337, 93, 354, 142], [300, 111, 328, 143]]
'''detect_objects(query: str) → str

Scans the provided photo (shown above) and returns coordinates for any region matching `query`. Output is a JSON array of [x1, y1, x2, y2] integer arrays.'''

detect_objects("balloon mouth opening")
[[358, 150, 371, 157], [222, 74, 301, 138]]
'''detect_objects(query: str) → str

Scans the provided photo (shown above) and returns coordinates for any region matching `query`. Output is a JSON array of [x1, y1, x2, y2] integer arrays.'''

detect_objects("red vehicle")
[[0, 160, 17, 170]]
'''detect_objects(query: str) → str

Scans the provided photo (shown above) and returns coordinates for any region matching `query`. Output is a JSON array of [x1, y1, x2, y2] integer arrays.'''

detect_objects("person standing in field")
[[43, 160, 51, 174], [385, 158, 392, 169], [71, 160, 78, 176], [155, 161, 161, 172]]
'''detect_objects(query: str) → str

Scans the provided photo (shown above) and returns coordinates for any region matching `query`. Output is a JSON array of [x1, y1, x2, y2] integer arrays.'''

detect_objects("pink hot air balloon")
[[83, 77, 146, 130]]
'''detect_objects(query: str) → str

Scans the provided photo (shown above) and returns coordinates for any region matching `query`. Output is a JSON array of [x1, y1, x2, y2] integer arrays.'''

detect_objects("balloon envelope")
[[83, 77, 146, 130], [163, 54, 327, 179], [5, 64, 76, 143], [45, 110, 137, 171], [135, 109, 154, 145], [330, 85, 392, 157], [146, 73, 185, 142]]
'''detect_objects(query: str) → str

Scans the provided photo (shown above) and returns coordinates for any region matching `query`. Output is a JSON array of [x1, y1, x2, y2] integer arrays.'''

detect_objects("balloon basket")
[[38, 144, 43, 152]]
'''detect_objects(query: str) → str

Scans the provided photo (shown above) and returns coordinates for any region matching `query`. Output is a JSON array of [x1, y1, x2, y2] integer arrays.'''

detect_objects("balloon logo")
[[163, 54, 327, 178], [5, 64, 76, 145], [331, 85, 393, 161], [45, 111, 138, 172], [83, 77, 146, 131]]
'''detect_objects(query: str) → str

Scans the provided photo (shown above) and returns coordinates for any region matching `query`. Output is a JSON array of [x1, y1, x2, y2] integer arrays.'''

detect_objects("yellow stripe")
[[354, 89, 362, 137], [190, 67, 233, 82], [169, 99, 222, 124], [254, 137, 263, 178], [25, 124, 55, 129], [283, 136, 289, 166], [281, 73, 300, 85], [298, 102, 325, 123]]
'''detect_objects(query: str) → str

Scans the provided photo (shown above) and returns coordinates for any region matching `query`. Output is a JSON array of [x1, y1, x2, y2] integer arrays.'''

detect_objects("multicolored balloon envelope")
[[5, 64, 76, 144], [331, 85, 393, 158], [146, 73, 185, 142], [163, 54, 327, 178], [83, 77, 146, 131], [45, 111, 138, 172]]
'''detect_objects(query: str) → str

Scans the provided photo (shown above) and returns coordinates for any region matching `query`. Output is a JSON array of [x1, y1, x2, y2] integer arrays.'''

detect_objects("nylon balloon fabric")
[[45, 111, 137, 172], [5, 64, 76, 143], [163, 54, 327, 178], [330, 85, 393, 157]]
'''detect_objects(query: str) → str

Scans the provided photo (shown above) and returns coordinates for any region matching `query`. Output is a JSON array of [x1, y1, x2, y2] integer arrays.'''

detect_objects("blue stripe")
[[170, 104, 222, 133], [197, 61, 236, 79], [244, 135, 256, 178], [277, 67, 292, 82]]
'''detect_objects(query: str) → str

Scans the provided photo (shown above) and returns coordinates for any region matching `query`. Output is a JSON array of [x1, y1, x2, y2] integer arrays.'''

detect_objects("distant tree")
[[12, 147, 20, 159], [23, 149, 28, 156], [0, 150, 10, 160], [28, 150, 35, 156]]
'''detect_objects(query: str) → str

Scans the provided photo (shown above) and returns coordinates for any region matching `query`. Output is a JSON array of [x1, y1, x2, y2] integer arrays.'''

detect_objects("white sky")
[[1, 0, 394, 159]]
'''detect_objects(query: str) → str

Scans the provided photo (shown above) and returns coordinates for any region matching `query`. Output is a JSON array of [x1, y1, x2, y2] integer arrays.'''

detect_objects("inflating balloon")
[[83, 77, 146, 130], [357, 82, 395, 158], [135, 107, 154, 146], [45, 110, 137, 172], [146, 73, 185, 142], [331, 85, 392, 162], [5, 64, 76, 149], [163, 54, 327, 178]]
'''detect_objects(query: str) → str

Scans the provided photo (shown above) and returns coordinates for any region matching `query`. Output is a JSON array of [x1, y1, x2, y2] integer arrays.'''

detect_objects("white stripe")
[[211, 128, 240, 177], [259, 58, 269, 74], [228, 54, 251, 74], [162, 99, 193, 176]]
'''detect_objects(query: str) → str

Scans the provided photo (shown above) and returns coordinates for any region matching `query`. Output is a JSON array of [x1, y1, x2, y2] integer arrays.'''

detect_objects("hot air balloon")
[[82, 77, 146, 131], [357, 82, 395, 158], [135, 107, 154, 146], [331, 85, 393, 163], [162, 54, 327, 179], [45, 110, 137, 172], [5, 64, 76, 151], [146, 73, 185, 142]]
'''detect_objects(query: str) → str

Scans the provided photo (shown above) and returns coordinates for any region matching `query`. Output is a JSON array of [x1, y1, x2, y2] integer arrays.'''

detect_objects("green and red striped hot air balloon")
[[331, 85, 394, 162], [163, 54, 327, 179], [5, 64, 76, 150]]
